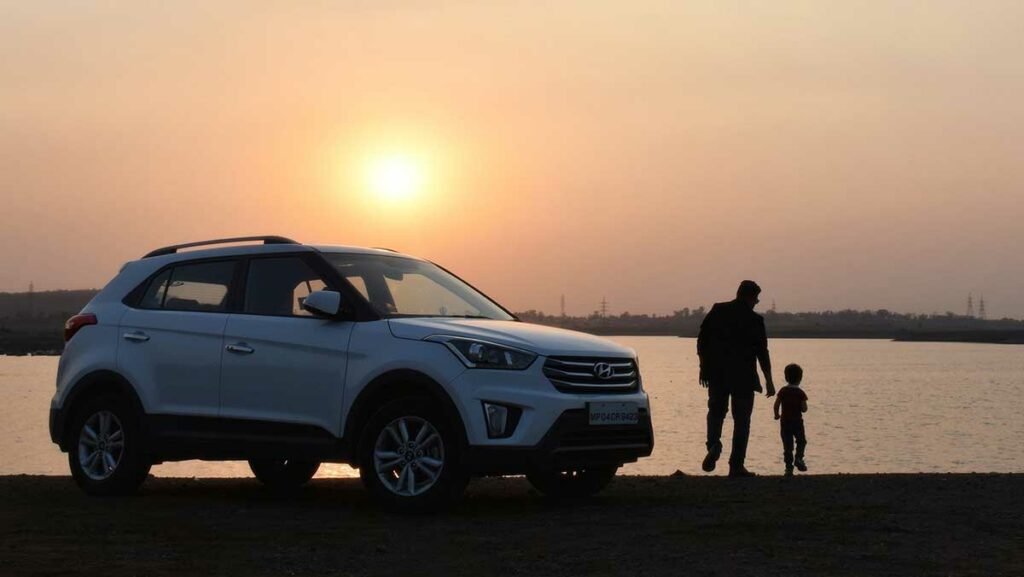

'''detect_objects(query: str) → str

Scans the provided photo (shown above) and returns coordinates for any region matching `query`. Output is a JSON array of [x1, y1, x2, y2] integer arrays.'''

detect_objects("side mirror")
[[302, 290, 343, 318]]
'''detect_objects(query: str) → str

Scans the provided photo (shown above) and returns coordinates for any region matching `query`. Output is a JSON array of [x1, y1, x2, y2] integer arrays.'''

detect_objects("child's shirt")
[[777, 385, 808, 422]]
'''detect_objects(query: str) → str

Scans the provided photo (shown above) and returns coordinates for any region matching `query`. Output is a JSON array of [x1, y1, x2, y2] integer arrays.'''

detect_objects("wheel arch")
[[56, 370, 146, 450], [343, 369, 467, 459]]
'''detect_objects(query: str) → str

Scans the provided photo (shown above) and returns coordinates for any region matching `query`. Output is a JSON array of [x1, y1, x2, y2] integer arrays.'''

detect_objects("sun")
[[366, 155, 424, 202]]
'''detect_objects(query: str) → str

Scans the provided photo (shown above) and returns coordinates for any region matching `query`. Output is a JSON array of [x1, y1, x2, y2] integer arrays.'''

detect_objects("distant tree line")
[[515, 307, 1024, 339], [0, 290, 98, 354]]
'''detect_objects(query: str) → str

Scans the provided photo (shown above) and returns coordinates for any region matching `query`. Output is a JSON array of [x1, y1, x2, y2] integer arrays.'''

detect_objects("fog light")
[[484, 403, 508, 437], [482, 402, 521, 439]]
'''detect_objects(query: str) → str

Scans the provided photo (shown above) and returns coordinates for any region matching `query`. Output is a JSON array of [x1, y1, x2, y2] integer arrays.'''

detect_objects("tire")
[[526, 465, 619, 499], [68, 394, 151, 496], [248, 459, 321, 489], [358, 397, 468, 513]]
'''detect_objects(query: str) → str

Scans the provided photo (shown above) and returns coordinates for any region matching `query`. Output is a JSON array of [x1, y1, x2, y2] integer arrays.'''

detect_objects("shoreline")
[[3, 473, 1021, 576], [4, 334, 1019, 356], [4, 332, 1024, 356]]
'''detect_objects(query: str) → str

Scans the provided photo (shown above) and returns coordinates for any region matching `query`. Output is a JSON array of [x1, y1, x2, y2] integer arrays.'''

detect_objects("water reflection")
[[3, 337, 1022, 478]]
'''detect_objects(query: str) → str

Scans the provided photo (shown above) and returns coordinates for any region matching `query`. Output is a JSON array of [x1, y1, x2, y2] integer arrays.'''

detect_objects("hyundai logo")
[[593, 362, 614, 380]]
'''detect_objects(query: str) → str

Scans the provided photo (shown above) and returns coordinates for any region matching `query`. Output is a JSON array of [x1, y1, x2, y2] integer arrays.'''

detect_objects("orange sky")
[[2, 1, 1023, 317]]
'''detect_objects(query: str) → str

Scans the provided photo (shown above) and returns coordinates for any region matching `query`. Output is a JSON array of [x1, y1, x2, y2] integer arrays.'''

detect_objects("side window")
[[139, 269, 171, 308], [245, 257, 329, 317], [138, 262, 235, 312], [162, 261, 236, 312]]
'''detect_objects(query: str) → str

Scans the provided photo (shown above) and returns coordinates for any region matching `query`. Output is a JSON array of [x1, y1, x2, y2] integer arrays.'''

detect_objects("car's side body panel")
[[116, 308, 228, 417], [338, 320, 468, 435], [52, 323, 123, 410], [53, 261, 146, 412], [220, 314, 354, 435]]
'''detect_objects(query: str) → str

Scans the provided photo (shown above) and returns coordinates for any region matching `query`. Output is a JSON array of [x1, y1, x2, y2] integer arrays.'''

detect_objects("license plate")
[[588, 402, 639, 426]]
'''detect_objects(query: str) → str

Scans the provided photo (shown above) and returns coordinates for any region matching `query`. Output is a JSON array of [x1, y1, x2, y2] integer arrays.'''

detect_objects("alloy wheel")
[[373, 416, 445, 497], [77, 410, 125, 481]]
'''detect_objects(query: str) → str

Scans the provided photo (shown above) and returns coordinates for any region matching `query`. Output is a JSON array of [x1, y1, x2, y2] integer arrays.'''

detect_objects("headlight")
[[426, 336, 537, 370]]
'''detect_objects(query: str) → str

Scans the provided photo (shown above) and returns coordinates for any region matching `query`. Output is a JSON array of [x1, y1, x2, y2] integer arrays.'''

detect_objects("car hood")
[[387, 318, 635, 358]]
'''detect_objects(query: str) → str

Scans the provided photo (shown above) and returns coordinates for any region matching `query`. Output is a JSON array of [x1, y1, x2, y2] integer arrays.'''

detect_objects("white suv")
[[50, 236, 653, 510]]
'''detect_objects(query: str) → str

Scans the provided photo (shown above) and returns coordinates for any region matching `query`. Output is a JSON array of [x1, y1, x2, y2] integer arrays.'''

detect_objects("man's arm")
[[697, 305, 718, 388], [756, 316, 775, 397], [758, 350, 774, 396]]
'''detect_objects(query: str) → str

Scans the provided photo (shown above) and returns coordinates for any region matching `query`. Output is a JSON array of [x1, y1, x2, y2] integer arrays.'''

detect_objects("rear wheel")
[[526, 465, 619, 499], [249, 459, 321, 489], [68, 395, 151, 496], [358, 397, 468, 512]]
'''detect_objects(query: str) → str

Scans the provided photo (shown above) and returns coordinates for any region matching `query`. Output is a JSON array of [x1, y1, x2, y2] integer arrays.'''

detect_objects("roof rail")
[[142, 236, 300, 258], [371, 247, 399, 253]]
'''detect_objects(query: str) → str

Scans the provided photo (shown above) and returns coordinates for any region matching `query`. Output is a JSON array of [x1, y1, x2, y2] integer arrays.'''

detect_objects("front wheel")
[[248, 459, 320, 489], [526, 465, 619, 499], [358, 397, 468, 512], [68, 395, 151, 496]]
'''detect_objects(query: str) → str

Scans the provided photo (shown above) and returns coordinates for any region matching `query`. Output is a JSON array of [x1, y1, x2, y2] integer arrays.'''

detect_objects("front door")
[[219, 255, 353, 436]]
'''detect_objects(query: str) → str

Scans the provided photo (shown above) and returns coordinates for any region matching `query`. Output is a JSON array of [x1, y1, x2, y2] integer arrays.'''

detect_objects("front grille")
[[542, 356, 639, 394]]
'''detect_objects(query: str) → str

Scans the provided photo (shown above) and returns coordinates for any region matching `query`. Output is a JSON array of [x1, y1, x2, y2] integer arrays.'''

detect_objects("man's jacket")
[[697, 299, 769, 392]]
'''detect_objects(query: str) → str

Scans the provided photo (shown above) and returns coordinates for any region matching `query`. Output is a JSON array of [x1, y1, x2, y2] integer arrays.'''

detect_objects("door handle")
[[123, 331, 150, 343], [225, 343, 255, 354]]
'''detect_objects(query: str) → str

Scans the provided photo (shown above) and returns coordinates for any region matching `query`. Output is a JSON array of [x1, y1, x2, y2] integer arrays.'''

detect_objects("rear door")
[[118, 259, 238, 417], [218, 254, 353, 436]]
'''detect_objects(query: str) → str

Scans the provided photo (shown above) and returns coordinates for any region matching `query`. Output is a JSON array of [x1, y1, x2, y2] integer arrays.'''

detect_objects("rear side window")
[[140, 261, 236, 312], [244, 256, 328, 317], [139, 270, 171, 308]]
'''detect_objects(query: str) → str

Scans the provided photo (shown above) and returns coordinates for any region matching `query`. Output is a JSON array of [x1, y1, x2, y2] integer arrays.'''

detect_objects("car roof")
[[135, 240, 422, 267]]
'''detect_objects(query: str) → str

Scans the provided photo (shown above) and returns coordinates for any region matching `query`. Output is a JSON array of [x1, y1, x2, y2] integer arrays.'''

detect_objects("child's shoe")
[[794, 458, 807, 472], [784, 466, 794, 477]]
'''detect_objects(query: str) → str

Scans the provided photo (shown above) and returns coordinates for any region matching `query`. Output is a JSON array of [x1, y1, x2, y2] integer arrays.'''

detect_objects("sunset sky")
[[2, 1, 1022, 317]]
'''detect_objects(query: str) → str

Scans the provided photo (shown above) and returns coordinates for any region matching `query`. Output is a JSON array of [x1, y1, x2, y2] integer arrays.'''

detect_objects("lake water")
[[2, 337, 1022, 478]]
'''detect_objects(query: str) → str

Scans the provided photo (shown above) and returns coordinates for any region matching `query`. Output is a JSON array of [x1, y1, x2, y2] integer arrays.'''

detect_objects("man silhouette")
[[697, 280, 775, 477]]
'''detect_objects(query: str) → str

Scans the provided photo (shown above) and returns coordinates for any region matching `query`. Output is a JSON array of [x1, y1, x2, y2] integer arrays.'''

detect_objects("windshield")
[[324, 253, 514, 320]]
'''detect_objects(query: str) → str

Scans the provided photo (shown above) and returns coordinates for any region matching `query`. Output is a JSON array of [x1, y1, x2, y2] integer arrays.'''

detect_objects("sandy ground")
[[1, 473, 1021, 576]]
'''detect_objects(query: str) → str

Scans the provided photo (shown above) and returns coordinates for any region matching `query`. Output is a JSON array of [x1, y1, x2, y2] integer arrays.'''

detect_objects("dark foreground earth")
[[1, 474, 1021, 576]]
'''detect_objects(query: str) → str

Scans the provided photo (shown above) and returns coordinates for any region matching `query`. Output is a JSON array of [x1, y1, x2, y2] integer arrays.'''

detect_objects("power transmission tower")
[[560, 294, 566, 318], [979, 295, 987, 320], [967, 293, 974, 318], [771, 299, 777, 313], [599, 296, 609, 318]]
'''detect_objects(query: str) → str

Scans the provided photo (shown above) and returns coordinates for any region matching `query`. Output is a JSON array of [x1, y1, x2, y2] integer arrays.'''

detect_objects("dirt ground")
[[1, 473, 1021, 576]]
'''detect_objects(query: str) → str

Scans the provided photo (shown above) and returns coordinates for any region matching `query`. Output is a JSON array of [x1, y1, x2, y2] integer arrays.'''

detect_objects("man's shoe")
[[702, 445, 722, 472], [728, 466, 757, 478], [784, 466, 794, 477], [794, 458, 807, 472]]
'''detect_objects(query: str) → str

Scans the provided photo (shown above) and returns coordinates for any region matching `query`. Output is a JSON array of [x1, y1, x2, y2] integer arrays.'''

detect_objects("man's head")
[[736, 280, 762, 309], [784, 363, 803, 386]]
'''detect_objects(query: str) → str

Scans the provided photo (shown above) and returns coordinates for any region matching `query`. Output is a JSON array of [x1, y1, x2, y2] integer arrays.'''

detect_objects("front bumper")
[[447, 356, 652, 445], [445, 356, 655, 474], [466, 408, 654, 475]]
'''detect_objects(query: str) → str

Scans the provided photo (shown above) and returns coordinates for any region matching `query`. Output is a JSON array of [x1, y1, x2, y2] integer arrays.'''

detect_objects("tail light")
[[64, 313, 97, 342]]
